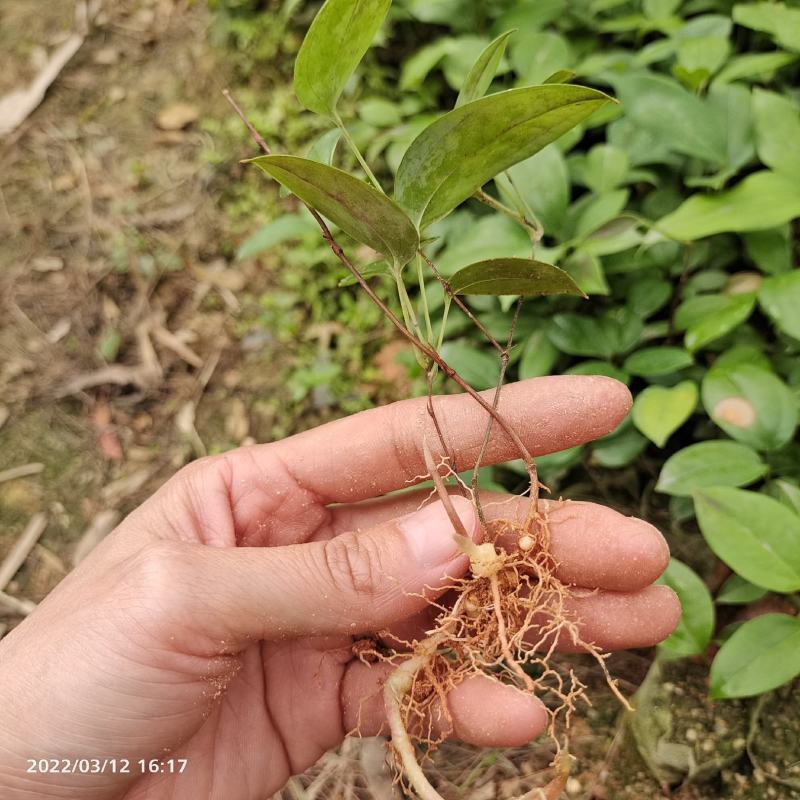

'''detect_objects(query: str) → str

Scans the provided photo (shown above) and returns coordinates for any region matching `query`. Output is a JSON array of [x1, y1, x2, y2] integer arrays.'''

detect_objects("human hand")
[[0, 376, 679, 800]]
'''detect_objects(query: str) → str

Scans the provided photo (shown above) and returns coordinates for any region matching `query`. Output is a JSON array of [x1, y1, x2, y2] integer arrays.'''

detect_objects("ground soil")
[[1, 2, 798, 799]]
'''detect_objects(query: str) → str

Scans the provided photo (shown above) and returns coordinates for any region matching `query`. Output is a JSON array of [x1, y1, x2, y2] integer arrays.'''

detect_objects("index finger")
[[263, 375, 630, 503]]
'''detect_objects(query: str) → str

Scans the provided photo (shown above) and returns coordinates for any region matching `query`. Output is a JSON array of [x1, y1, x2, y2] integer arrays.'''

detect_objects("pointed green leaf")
[[395, 84, 611, 229], [658, 559, 715, 659], [716, 574, 768, 605], [448, 257, 583, 297], [674, 293, 755, 352], [249, 155, 419, 268], [694, 487, 800, 593], [624, 347, 693, 378], [753, 89, 800, 181], [711, 614, 800, 699], [495, 144, 570, 233], [455, 30, 514, 108], [294, 0, 391, 117], [236, 213, 318, 261], [758, 267, 800, 341], [518, 329, 559, 379], [713, 51, 797, 85], [733, 3, 800, 53], [657, 171, 800, 241], [439, 341, 500, 390], [632, 381, 698, 447], [656, 441, 767, 497], [702, 364, 798, 451], [543, 69, 576, 84]]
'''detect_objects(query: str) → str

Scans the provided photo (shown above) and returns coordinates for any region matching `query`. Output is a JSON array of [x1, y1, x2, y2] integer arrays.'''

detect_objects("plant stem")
[[419, 250, 504, 355], [384, 636, 449, 800], [394, 268, 428, 369], [471, 299, 526, 524], [436, 297, 451, 352], [416, 253, 434, 345], [473, 188, 542, 242], [334, 112, 384, 193], [504, 172, 544, 254]]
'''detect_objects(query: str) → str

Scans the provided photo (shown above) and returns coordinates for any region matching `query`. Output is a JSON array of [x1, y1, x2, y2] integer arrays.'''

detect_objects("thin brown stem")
[[473, 188, 542, 241], [471, 299, 523, 524], [418, 249, 504, 355], [426, 367, 460, 483], [223, 89, 537, 478], [222, 89, 272, 155]]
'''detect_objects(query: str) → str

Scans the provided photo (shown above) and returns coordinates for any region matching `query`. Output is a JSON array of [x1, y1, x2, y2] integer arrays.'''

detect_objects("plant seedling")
[[225, 1, 625, 795]]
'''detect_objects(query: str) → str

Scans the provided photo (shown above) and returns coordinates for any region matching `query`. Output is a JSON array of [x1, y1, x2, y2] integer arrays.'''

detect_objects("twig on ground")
[[0, 513, 48, 592], [0, 463, 44, 485], [72, 510, 122, 566], [0, 590, 36, 617], [0, 1, 90, 137]]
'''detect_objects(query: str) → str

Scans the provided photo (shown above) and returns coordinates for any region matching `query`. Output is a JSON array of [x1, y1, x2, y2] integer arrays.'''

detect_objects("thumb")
[[180, 496, 477, 642]]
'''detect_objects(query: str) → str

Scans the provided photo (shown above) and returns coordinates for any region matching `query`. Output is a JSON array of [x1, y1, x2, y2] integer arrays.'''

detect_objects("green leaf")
[[455, 30, 514, 108], [358, 97, 402, 127], [566, 360, 630, 384], [744, 227, 792, 275], [305, 128, 342, 165], [658, 559, 715, 659], [628, 277, 672, 318], [510, 30, 574, 85], [399, 38, 455, 90], [249, 156, 419, 269], [592, 426, 647, 468], [716, 574, 769, 605], [710, 614, 800, 699], [764, 479, 800, 516], [236, 213, 318, 261], [753, 89, 800, 181], [578, 144, 629, 194], [293, 0, 391, 117], [436, 214, 530, 276], [632, 381, 698, 447], [518, 329, 559, 379], [733, 3, 800, 53], [442, 36, 495, 90], [610, 71, 726, 165], [337, 259, 390, 286], [658, 171, 800, 241], [562, 251, 608, 296], [439, 341, 499, 390], [694, 487, 800, 593], [714, 344, 773, 373], [570, 188, 629, 241], [758, 271, 800, 341], [543, 69, 576, 84], [548, 309, 643, 359], [395, 84, 611, 229], [656, 441, 768, 497], [624, 347, 694, 378], [448, 257, 583, 297], [495, 144, 570, 234], [674, 294, 755, 352], [713, 51, 798, 85], [702, 364, 798, 451]]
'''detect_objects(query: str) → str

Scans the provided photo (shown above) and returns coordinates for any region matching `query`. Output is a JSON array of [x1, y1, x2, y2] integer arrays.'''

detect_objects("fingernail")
[[400, 497, 476, 568]]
